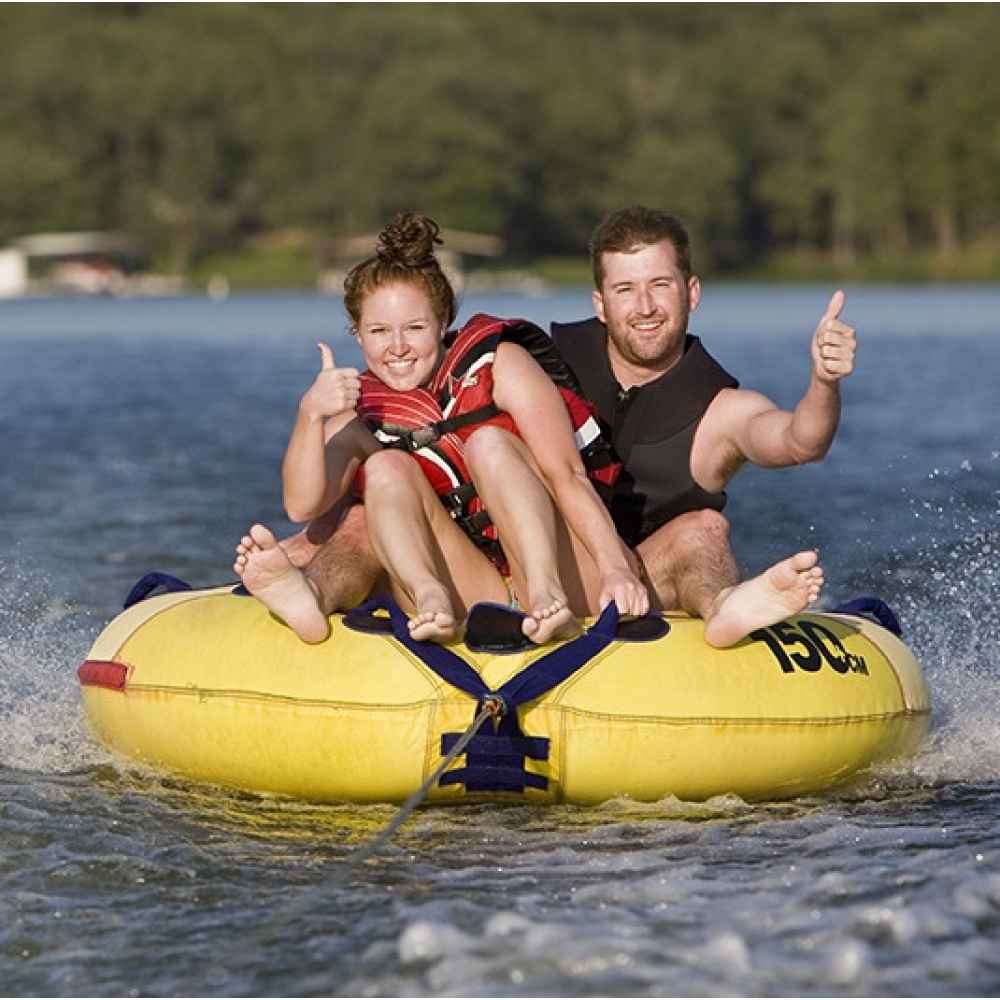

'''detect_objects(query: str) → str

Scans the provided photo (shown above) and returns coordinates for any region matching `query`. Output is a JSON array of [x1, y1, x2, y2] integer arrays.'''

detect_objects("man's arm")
[[695, 291, 856, 482]]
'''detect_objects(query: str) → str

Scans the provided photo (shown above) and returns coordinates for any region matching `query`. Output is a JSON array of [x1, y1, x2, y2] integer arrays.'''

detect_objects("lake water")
[[2, 284, 999, 997]]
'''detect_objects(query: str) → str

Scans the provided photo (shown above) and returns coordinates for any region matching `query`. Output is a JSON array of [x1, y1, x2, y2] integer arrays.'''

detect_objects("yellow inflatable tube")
[[78, 584, 930, 805]]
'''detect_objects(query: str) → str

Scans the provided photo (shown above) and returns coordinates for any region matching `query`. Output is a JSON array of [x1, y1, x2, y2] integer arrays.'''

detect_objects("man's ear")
[[687, 275, 701, 313], [592, 288, 606, 324]]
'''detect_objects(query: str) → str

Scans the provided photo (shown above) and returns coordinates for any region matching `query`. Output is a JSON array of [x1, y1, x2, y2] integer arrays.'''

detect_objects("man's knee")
[[675, 509, 730, 553], [641, 509, 729, 560]]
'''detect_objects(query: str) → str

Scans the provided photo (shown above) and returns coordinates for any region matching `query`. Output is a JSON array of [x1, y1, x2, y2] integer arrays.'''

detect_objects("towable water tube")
[[78, 577, 931, 805]]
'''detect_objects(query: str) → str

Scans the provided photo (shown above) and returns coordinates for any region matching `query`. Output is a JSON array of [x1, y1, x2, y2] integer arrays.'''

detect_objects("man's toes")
[[249, 523, 277, 549]]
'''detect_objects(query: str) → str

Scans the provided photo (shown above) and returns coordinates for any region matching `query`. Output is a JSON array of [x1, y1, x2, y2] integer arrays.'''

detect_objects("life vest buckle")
[[407, 426, 440, 449]]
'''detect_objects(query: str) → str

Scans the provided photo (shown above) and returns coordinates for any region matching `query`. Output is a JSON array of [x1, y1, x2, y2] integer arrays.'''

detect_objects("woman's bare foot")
[[521, 587, 580, 645], [233, 524, 330, 643], [407, 584, 460, 644], [703, 550, 824, 648]]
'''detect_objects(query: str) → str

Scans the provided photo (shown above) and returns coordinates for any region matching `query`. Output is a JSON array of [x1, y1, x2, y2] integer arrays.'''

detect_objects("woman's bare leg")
[[463, 426, 582, 644], [362, 449, 508, 642]]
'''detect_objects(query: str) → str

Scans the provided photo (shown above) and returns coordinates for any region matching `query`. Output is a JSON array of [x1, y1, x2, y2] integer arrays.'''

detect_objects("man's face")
[[593, 240, 701, 374]]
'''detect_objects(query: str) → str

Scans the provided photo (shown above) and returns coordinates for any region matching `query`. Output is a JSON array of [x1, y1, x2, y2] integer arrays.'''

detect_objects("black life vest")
[[550, 317, 738, 547]]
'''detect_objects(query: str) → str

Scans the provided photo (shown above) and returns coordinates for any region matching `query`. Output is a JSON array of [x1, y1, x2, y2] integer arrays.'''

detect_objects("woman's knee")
[[362, 449, 422, 493], [464, 425, 522, 478]]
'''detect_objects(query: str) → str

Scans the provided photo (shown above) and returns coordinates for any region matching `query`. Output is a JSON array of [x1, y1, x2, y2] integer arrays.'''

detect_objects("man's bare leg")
[[636, 510, 739, 615], [636, 510, 823, 647], [275, 501, 347, 569], [234, 501, 382, 643], [300, 503, 385, 614], [234, 524, 332, 643]]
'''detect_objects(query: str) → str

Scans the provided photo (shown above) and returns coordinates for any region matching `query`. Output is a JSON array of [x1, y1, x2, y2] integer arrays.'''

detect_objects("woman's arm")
[[282, 342, 380, 523], [492, 342, 648, 615]]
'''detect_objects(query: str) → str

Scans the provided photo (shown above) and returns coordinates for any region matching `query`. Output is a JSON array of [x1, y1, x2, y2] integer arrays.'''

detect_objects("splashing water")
[[875, 464, 1000, 788], [0, 562, 109, 774]]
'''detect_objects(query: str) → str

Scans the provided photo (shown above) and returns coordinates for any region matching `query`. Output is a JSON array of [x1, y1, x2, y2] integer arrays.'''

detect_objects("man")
[[235, 205, 851, 646], [551, 205, 853, 646]]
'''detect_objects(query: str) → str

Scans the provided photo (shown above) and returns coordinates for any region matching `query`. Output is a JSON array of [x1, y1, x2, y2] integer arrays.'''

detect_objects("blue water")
[[2, 284, 1000, 996]]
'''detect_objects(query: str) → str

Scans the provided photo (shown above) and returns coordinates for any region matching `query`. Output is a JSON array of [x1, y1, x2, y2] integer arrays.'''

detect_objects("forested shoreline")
[[2, 4, 999, 281]]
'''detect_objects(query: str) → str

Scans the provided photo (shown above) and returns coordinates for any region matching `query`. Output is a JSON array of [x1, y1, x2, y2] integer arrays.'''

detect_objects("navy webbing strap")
[[344, 595, 622, 795], [123, 572, 194, 609], [345, 595, 620, 712], [831, 595, 902, 637]]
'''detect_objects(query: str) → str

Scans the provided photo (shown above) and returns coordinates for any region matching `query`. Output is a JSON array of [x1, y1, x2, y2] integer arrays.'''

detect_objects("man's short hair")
[[588, 206, 693, 288]]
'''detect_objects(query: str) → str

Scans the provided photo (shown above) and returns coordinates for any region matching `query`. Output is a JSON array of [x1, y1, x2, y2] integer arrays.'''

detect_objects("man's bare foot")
[[703, 550, 824, 648], [521, 589, 581, 645], [277, 527, 324, 570], [408, 585, 460, 644], [233, 524, 330, 643]]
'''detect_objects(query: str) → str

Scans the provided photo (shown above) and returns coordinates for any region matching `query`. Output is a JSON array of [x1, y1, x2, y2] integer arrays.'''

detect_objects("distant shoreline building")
[[0, 231, 142, 297]]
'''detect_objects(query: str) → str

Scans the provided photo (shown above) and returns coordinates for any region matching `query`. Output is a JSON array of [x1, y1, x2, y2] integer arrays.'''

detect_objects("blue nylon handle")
[[376, 595, 494, 701], [831, 595, 902, 637], [123, 572, 193, 609], [496, 602, 620, 710], [356, 596, 623, 709]]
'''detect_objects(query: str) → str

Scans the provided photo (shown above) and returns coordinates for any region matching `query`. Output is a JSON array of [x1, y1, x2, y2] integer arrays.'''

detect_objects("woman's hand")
[[300, 342, 361, 423], [598, 565, 650, 618]]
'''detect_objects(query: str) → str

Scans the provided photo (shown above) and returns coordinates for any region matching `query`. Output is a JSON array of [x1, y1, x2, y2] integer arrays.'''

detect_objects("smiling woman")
[[233, 213, 649, 648]]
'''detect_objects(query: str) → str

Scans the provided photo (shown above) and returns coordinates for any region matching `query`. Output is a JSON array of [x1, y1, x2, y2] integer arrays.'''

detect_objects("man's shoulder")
[[549, 317, 608, 372], [699, 386, 777, 442], [550, 316, 606, 343]]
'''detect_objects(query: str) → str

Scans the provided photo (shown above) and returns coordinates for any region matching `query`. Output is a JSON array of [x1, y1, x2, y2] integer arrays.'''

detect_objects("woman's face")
[[356, 282, 446, 391]]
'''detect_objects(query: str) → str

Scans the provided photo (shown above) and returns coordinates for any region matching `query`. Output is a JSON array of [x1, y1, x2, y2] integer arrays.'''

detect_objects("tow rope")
[[349, 696, 505, 866]]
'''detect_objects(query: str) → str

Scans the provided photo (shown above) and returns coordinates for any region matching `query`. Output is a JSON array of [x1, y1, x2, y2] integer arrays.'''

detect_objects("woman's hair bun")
[[376, 212, 442, 268]]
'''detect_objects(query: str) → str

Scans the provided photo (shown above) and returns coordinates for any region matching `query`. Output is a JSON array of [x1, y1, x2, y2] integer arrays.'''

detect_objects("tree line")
[[2, 4, 998, 276]]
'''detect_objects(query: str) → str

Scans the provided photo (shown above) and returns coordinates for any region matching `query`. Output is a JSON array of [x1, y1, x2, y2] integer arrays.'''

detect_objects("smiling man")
[[551, 205, 855, 646]]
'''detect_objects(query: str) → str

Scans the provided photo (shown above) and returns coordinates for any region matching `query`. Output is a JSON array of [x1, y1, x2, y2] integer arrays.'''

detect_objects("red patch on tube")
[[78, 660, 128, 691]]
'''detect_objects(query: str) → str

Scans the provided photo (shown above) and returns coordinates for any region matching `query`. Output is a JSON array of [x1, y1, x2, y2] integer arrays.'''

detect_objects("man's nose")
[[636, 286, 655, 315]]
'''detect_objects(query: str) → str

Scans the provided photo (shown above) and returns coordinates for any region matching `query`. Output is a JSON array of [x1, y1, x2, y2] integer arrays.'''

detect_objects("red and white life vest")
[[355, 313, 620, 568]]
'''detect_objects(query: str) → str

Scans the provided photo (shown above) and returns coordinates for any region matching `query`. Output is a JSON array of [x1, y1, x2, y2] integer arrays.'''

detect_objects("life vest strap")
[[382, 403, 501, 452]]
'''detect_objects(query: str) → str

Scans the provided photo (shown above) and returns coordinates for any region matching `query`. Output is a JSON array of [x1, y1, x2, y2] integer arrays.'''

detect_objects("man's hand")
[[811, 290, 856, 385], [300, 342, 361, 423]]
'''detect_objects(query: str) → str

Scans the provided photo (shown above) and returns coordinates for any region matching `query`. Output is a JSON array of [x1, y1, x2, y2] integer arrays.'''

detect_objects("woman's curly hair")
[[344, 212, 456, 327]]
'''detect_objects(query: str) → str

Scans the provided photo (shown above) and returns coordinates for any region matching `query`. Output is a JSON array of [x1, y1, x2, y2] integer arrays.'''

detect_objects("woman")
[[237, 213, 648, 644]]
